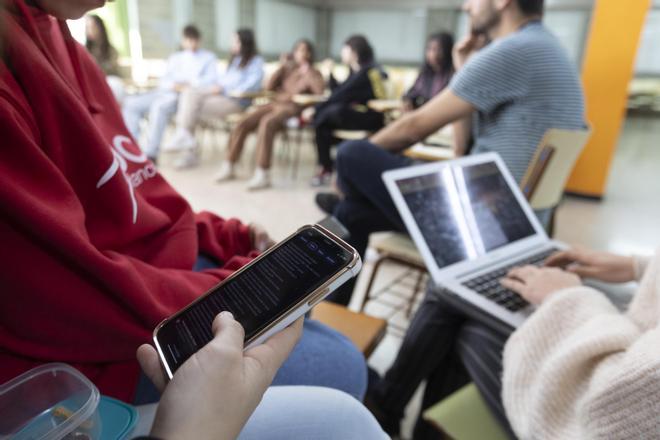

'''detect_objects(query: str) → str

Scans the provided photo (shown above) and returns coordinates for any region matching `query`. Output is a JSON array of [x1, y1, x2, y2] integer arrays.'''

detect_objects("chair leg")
[[292, 127, 303, 179], [360, 255, 388, 313], [406, 268, 427, 318]]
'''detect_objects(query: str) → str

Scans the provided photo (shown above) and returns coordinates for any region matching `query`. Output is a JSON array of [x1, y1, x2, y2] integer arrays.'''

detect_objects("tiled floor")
[[158, 115, 660, 438]]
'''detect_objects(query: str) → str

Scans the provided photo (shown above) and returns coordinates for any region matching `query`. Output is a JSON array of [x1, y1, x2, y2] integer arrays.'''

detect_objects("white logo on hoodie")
[[96, 135, 156, 224]]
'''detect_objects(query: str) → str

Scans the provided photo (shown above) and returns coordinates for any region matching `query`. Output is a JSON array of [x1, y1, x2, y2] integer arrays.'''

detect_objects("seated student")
[[0, 0, 366, 405], [402, 32, 455, 112], [214, 39, 325, 190], [137, 314, 388, 439], [164, 28, 265, 170], [310, 35, 387, 187], [502, 247, 660, 438], [85, 14, 125, 103], [122, 24, 217, 163], [317, 0, 585, 306]]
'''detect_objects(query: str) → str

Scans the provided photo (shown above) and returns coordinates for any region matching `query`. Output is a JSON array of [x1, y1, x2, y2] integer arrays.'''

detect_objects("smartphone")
[[153, 224, 361, 379]]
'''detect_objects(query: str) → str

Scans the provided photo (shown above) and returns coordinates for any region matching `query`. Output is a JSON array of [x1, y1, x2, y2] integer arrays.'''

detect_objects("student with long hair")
[[166, 28, 265, 169], [85, 13, 125, 102], [85, 14, 119, 76], [214, 39, 324, 190], [311, 34, 387, 187], [403, 32, 455, 111]]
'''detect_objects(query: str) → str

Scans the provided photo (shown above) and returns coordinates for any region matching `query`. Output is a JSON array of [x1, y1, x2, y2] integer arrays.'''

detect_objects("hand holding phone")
[[154, 225, 361, 378], [140, 314, 303, 440]]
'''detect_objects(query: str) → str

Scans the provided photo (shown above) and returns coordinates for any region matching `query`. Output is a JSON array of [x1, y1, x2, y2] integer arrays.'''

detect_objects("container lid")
[[0, 363, 100, 440], [98, 396, 139, 440]]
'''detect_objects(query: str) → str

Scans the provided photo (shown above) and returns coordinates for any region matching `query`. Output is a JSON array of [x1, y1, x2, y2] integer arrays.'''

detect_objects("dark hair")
[[425, 32, 454, 74], [516, 0, 544, 16], [182, 24, 201, 40], [294, 39, 316, 64], [85, 15, 112, 62], [343, 34, 374, 66], [231, 28, 258, 69]]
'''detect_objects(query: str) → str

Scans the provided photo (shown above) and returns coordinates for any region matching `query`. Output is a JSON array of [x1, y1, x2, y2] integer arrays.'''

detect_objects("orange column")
[[566, 0, 651, 197]]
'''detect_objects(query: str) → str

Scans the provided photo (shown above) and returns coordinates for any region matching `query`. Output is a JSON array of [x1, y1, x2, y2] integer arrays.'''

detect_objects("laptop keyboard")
[[461, 248, 558, 312]]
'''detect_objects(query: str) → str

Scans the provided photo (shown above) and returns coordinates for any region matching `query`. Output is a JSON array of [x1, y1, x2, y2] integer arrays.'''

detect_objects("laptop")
[[382, 152, 565, 327]]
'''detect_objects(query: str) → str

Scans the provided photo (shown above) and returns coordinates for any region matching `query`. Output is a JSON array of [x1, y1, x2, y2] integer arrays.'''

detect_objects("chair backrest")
[[520, 128, 591, 210]]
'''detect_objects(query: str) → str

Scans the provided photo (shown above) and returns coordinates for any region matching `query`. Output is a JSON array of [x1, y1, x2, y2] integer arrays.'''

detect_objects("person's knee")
[[260, 114, 283, 132], [308, 387, 388, 439], [336, 139, 377, 169]]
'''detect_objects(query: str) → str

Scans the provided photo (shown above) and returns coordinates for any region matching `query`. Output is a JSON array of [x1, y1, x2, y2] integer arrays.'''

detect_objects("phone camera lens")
[[307, 242, 319, 251]]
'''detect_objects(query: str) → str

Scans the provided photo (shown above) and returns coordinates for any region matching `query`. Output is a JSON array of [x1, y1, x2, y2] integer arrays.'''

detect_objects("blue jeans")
[[122, 90, 178, 158], [134, 256, 367, 404], [238, 386, 388, 440]]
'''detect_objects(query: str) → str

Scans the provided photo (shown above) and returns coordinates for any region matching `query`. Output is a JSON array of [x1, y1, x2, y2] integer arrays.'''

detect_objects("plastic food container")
[[0, 363, 102, 440]]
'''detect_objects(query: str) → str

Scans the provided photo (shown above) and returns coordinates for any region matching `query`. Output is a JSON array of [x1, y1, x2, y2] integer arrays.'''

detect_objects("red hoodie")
[[0, 2, 257, 401]]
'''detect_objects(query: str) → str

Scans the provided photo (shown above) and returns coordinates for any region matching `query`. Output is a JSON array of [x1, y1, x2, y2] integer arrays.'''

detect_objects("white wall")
[[330, 8, 428, 63], [255, 0, 318, 55], [544, 10, 590, 65], [635, 9, 660, 75], [215, 0, 240, 51]]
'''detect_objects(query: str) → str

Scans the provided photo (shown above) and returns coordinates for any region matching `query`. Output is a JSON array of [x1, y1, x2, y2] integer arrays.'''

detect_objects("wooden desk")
[[404, 143, 456, 162], [292, 94, 327, 106], [228, 90, 275, 99], [367, 99, 402, 113], [311, 302, 387, 358]]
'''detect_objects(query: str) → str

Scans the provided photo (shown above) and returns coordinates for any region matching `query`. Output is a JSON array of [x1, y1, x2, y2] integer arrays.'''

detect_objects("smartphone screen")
[[156, 226, 353, 375]]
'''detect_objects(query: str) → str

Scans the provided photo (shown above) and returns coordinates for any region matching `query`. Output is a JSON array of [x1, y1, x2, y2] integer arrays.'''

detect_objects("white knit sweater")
[[502, 251, 659, 439]]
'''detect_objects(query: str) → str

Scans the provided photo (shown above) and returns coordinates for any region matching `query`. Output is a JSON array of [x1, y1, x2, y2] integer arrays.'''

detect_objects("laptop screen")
[[395, 161, 536, 269]]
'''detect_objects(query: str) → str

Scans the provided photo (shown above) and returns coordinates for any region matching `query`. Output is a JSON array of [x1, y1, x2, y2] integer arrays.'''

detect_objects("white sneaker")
[[172, 149, 200, 169], [247, 168, 271, 191], [163, 129, 196, 152], [214, 162, 236, 182]]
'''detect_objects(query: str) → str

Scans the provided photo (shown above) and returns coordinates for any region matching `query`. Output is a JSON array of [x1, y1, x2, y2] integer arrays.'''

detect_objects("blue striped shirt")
[[450, 21, 585, 182]]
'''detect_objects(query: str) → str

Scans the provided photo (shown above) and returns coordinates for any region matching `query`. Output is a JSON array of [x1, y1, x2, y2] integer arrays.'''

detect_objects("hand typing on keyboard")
[[501, 265, 582, 305]]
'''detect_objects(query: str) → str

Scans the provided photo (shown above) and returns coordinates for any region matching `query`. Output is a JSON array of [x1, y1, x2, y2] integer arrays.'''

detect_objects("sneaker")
[[310, 169, 333, 187], [247, 168, 271, 191], [172, 149, 200, 169], [214, 162, 236, 182], [163, 129, 196, 152], [315, 192, 340, 215]]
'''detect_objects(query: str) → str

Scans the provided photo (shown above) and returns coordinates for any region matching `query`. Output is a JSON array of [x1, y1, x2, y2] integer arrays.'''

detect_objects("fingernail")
[[220, 311, 234, 320]]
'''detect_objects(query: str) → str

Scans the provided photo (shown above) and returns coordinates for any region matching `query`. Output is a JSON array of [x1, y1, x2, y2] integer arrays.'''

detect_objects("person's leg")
[[122, 91, 158, 142], [313, 103, 345, 172], [334, 140, 412, 228], [325, 199, 402, 305], [368, 288, 468, 434], [145, 91, 179, 158], [339, 108, 385, 133], [226, 105, 271, 163], [314, 124, 335, 171], [238, 386, 388, 440], [254, 104, 298, 169], [174, 87, 207, 132], [198, 95, 244, 126], [272, 319, 367, 400], [453, 320, 516, 438], [324, 140, 413, 304]]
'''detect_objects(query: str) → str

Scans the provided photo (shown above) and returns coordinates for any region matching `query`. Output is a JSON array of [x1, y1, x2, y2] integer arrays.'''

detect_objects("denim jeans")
[[122, 90, 178, 158], [238, 386, 388, 440]]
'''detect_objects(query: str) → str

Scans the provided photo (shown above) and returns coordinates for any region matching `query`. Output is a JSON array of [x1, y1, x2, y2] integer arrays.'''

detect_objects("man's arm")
[[452, 116, 472, 157], [370, 89, 474, 153]]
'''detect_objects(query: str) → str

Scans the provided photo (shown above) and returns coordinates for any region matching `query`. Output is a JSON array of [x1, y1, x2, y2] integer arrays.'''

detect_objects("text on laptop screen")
[[396, 161, 536, 269]]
